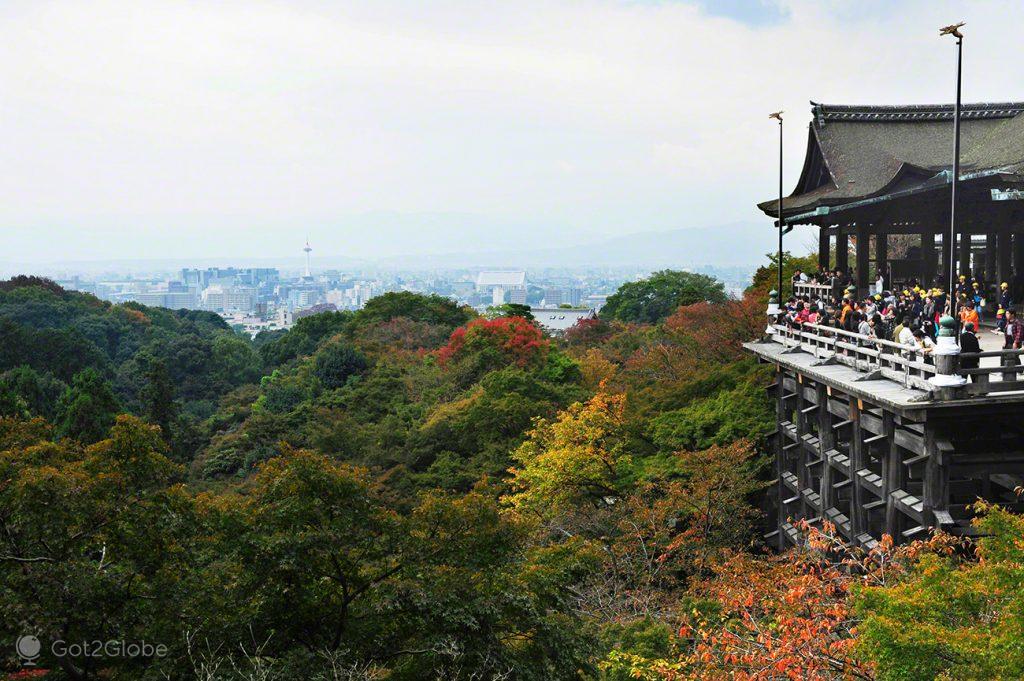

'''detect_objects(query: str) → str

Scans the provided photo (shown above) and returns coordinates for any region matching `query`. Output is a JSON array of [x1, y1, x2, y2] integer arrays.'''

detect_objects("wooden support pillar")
[[985, 233, 997, 284], [882, 412, 905, 540], [817, 384, 836, 522], [848, 397, 866, 538], [775, 366, 787, 550], [922, 424, 948, 528], [874, 232, 888, 288], [941, 232, 952, 288], [960, 230, 972, 279], [836, 230, 849, 275], [1015, 234, 1024, 285], [855, 226, 870, 294], [794, 374, 810, 520], [922, 231, 937, 287], [818, 226, 830, 270], [998, 230, 1013, 287]]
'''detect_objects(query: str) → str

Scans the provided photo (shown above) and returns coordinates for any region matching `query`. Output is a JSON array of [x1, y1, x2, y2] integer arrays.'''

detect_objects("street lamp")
[[940, 21, 965, 323], [770, 111, 784, 298]]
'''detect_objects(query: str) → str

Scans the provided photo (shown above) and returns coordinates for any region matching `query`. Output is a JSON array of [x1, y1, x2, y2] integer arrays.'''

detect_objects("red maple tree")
[[437, 316, 549, 368]]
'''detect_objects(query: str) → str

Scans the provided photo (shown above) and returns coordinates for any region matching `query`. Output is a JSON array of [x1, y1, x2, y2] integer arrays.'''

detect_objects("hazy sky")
[[2, 0, 1022, 264]]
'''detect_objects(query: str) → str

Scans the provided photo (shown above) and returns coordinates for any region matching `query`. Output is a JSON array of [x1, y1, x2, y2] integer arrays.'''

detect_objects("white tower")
[[303, 239, 312, 278]]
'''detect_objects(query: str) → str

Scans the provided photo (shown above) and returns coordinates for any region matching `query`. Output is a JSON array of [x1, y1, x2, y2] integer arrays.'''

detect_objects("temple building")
[[747, 100, 1024, 550], [759, 101, 1024, 297]]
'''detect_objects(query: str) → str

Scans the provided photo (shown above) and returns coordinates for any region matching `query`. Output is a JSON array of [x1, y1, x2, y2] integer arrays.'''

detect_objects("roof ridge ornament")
[[810, 99, 1024, 124]]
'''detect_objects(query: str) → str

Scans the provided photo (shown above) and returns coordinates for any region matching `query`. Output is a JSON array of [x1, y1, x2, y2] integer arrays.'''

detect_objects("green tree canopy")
[[747, 250, 818, 297], [487, 303, 534, 320], [0, 416, 190, 680], [353, 290, 474, 329], [258, 310, 353, 367], [313, 338, 368, 389], [55, 367, 121, 444], [601, 270, 727, 324]]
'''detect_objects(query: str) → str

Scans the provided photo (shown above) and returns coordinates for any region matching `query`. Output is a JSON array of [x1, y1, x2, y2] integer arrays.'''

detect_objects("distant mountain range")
[[9, 222, 786, 277], [378, 222, 779, 270]]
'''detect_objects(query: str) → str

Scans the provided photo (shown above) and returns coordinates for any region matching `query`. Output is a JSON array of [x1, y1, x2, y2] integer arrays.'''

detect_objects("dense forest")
[[2, 267, 1023, 680]]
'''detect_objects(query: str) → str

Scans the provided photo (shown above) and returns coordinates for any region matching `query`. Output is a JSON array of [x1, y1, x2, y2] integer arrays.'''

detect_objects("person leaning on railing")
[[910, 328, 935, 363]]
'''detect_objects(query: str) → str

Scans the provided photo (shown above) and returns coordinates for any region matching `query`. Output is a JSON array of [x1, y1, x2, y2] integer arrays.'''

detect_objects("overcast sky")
[[1, 0, 1022, 264]]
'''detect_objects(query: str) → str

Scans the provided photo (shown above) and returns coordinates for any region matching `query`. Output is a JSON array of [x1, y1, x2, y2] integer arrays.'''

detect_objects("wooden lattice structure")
[[746, 325, 1024, 549]]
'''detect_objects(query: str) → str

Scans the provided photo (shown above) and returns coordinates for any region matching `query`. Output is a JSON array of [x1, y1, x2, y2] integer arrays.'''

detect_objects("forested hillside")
[[2, 272, 1023, 680]]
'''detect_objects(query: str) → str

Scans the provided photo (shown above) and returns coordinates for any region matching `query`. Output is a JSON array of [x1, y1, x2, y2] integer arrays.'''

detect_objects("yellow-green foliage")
[[854, 503, 1024, 680]]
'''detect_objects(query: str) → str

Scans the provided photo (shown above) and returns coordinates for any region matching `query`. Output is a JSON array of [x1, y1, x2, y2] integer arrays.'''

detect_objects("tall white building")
[[477, 271, 527, 305], [201, 285, 256, 312]]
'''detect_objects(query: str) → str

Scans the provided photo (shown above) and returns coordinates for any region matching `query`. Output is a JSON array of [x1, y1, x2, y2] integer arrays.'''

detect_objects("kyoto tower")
[[303, 239, 312, 278]]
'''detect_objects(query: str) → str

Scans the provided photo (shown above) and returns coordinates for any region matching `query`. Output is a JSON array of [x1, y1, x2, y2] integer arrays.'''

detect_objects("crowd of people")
[[778, 272, 1022, 360]]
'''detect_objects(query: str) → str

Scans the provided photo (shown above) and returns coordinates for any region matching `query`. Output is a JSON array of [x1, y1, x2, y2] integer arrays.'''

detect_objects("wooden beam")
[[774, 366, 787, 551], [998, 230, 1013, 287], [922, 231, 937, 287], [941, 232, 952, 287], [836, 231, 849, 274], [817, 383, 836, 520], [985, 233, 997, 283], [883, 412, 905, 540], [922, 423, 949, 528], [818, 226, 830, 270], [848, 396, 867, 537], [959, 230, 972, 279], [856, 225, 870, 294], [1015, 233, 1024, 278], [795, 375, 811, 520], [874, 233, 888, 287]]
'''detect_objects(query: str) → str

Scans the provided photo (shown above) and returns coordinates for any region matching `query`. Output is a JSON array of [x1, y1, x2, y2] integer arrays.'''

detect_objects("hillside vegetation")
[[0, 271, 1020, 680]]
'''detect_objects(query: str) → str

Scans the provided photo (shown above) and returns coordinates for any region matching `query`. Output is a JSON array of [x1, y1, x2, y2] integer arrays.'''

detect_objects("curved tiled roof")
[[812, 101, 1024, 124], [758, 101, 1024, 220]]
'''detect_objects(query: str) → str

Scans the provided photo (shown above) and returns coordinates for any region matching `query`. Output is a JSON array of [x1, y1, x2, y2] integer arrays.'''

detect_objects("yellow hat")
[[1002, 282, 1009, 288], [973, 282, 979, 287], [874, 294, 881, 301], [903, 289, 910, 295]]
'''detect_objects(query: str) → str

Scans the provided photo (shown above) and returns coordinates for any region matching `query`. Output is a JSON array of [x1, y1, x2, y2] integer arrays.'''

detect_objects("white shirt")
[[898, 326, 915, 346]]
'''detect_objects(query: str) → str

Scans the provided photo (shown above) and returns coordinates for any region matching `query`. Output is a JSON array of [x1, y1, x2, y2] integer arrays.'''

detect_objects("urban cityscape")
[[46, 240, 755, 337]]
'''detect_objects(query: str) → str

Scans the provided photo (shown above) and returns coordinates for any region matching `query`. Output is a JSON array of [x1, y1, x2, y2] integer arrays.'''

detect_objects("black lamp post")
[[941, 22, 965, 322], [770, 111, 784, 297]]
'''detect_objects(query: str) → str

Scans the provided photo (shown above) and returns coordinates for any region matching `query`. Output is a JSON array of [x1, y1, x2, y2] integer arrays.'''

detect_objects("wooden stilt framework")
[[763, 355, 1024, 548]]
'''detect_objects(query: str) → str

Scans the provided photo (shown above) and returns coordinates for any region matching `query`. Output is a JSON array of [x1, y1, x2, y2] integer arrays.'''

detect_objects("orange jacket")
[[840, 304, 852, 325], [960, 308, 980, 327]]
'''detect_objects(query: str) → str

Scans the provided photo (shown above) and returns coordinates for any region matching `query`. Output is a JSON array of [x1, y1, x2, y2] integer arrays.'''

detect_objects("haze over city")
[[3, 0, 1022, 267]]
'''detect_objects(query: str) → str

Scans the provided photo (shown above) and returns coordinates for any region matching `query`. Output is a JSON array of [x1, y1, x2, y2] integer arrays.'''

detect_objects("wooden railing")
[[957, 349, 1024, 396], [767, 322, 1024, 398], [792, 281, 838, 300], [769, 322, 936, 391]]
